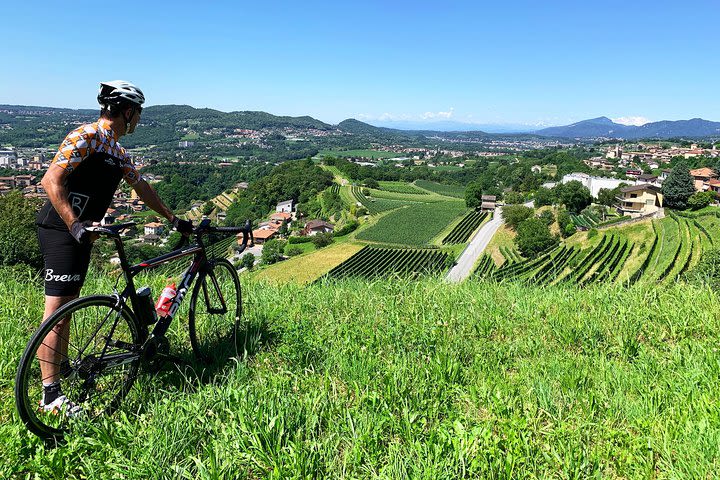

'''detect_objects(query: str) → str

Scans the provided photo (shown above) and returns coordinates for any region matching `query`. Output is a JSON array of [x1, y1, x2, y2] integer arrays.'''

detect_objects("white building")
[[276, 199, 294, 213], [561, 173, 634, 198]]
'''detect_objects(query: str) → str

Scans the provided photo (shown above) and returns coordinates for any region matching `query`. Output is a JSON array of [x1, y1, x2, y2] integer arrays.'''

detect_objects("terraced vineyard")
[[476, 234, 635, 286], [413, 180, 465, 198], [442, 211, 488, 244], [500, 246, 523, 264], [323, 246, 451, 280], [350, 186, 417, 214], [571, 212, 599, 229]]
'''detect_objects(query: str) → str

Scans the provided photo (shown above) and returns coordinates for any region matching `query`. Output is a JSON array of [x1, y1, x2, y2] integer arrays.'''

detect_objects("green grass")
[[355, 202, 467, 246], [4, 269, 720, 478]]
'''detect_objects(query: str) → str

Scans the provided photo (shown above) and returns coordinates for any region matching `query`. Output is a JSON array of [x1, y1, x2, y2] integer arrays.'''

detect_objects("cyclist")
[[34, 80, 192, 415]]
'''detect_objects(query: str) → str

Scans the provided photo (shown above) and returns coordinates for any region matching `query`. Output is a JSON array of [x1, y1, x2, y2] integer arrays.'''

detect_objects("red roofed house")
[[144, 222, 164, 236], [302, 220, 334, 236], [689, 167, 717, 192], [270, 212, 292, 223], [706, 179, 720, 195], [251, 228, 277, 244]]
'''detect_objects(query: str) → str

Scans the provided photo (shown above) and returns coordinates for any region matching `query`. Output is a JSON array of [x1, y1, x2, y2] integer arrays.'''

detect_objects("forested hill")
[[0, 104, 336, 148]]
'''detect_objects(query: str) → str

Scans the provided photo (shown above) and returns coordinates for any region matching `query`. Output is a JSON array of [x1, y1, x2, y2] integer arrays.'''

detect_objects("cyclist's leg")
[[37, 294, 77, 385], [36, 227, 91, 404]]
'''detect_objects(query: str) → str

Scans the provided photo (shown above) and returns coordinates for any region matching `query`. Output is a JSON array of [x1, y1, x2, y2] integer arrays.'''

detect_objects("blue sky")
[[2, 0, 718, 127]]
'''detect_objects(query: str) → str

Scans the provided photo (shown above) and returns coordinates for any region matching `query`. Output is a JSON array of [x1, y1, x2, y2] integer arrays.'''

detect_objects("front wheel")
[[189, 259, 242, 364], [15, 295, 141, 441]]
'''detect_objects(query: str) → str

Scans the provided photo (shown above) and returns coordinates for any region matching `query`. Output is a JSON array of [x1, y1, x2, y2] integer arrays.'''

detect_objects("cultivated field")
[[355, 201, 467, 246], [3, 269, 720, 478]]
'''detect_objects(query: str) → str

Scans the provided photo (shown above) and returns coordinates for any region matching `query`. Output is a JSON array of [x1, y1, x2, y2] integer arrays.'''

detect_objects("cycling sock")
[[42, 381, 62, 405]]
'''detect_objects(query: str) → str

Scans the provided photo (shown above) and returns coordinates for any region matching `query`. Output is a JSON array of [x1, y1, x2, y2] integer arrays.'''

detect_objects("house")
[[616, 184, 663, 217], [270, 212, 293, 223], [706, 179, 720, 195], [251, 228, 277, 244], [658, 169, 672, 182], [480, 194, 497, 212], [276, 199, 294, 213], [689, 167, 717, 192], [302, 220, 334, 236], [636, 173, 660, 186], [144, 222, 164, 236]]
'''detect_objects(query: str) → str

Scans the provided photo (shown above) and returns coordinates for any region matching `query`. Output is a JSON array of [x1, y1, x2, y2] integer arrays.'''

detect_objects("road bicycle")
[[15, 219, 254, 441]]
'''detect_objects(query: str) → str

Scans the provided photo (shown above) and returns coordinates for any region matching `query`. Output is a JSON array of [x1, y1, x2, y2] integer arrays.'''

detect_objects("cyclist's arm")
[[40, 163, 78, 230], [130, 178, 177, 223]]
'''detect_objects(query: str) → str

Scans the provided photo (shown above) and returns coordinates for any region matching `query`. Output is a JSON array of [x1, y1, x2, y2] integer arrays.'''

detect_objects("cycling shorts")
[[37, 226, 92, 296]]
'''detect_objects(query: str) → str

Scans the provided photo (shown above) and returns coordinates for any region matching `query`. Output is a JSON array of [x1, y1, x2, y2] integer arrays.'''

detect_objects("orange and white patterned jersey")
[[52, 118, 140, 185]]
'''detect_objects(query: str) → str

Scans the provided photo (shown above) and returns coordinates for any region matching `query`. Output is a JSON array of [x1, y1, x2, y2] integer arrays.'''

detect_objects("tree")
[[464, 181, 483, 208], [597, 186, 621, 207], [502, 205, 534, 230], [557, 180, 592, 213], [0, 191, 42, 268], [534, 187, 555, 207], [202, 201, 215, 216], [662, 162, 696, 209], [538, 210, 555, 226], [504, 191, 525, 205], [261, 239, 286, 265], [240, 252, 256, 270], [557, 210, 576, 238], [363, 178, 379, 189], [515, 217, 559, 258]]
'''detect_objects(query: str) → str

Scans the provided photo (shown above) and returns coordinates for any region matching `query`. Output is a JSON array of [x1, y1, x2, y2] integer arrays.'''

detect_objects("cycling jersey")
[[36, 118, 141, 230]]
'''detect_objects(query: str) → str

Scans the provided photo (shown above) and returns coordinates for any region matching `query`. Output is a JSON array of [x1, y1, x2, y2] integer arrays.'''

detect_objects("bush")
[[587, 228, 598, 239], [311, 232, 334, 249], [333, 220, 359, 237], [288, 235, 313, 244], [557, 210, 575, 238], [286, 246, 304, 257], [687, 191, 715, 210], [261, 239, 286, 265], [240, 252, 255, 270]]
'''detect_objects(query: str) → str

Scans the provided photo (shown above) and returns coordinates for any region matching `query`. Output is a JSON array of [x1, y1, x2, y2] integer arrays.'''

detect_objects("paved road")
[[446, 207, 504, 282]]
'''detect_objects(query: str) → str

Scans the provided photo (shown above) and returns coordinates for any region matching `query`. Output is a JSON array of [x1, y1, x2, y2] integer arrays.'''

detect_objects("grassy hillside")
[[3, 268, 720, 478]]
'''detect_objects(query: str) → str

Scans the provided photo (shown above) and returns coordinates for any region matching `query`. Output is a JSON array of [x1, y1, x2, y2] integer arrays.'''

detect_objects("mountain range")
[[534, 116, 720, 139], [2, 104, 718, 141]]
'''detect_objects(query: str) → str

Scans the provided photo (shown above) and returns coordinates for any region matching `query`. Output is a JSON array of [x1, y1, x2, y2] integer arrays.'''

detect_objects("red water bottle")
[[155, 282, 177, 318]]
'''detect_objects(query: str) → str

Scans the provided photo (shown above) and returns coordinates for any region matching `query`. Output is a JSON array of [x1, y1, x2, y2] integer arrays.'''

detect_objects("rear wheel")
[[189, 259, 242, 364], [15, 295, 141, 441]]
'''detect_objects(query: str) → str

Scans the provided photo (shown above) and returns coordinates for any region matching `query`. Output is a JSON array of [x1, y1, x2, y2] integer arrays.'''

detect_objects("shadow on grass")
[[146, 315, 277, 388]]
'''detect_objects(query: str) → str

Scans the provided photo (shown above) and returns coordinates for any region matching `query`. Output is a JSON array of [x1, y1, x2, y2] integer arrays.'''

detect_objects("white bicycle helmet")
[[97, 80, 145, 107]]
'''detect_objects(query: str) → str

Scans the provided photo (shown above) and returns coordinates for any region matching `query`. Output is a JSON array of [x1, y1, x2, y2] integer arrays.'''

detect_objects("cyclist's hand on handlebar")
[[70, 220, 99, 244], [172, 216, 193, 236]]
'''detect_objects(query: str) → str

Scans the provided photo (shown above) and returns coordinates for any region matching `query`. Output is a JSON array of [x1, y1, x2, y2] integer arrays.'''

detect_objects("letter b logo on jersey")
[[68, 192, 90, 216]]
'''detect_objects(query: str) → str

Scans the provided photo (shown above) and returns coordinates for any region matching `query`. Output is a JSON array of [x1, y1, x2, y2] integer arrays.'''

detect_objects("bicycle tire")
[[188, 258, 242, 364], [15, 295, 141, 441]]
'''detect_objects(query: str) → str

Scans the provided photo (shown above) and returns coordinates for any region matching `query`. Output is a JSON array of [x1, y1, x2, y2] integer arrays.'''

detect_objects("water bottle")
[[155, 282, 177, 318], [136, 286, 158, 325]]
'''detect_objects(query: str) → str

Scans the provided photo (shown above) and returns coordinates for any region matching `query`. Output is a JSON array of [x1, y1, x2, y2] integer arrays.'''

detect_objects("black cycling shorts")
[[37, 226, 92, 296]]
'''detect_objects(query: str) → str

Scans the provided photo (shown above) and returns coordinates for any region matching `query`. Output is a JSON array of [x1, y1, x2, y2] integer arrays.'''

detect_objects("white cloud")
[[421, 108, 454, 120], [354, 108, 454, 122], [612, 116, 651, 126]]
